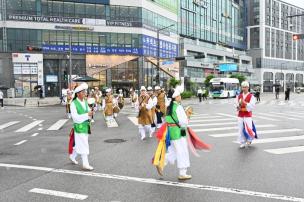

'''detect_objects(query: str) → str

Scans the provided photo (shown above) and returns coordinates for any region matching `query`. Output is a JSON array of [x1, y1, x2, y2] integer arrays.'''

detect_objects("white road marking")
[[189, 118, 235, 123], [190, 115, 221, 119], [188, 122, 236, 127], [15, 120, 44, 132], [38, 128, 43, 131], [0, 163, 302, 202], [14, 140, 27, 146], [257, 113, 300, 121], [210, 128, 301, 138], [38, 124, 43, 127], [29, 188, 88, 200], [270, 112, 303, 119], [31, 133, 39, 137], [33, 119, 37, 121], [0, 121, 20, 130], [191, 113, 209, 117], [29, 117, 33, 119], [216, 113, 236, 118], [47, 119, 69, 130], [265, 146, 304, 155], [255, 116, 278, 121], [233, 135, 304, 144], [194, 124, 275, 132], [128, 117, 138, 126]]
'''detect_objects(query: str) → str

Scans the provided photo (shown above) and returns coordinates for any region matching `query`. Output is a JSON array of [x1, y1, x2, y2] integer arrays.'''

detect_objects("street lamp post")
[[69, 33, 72, 88], [156, 24, 175, 85]]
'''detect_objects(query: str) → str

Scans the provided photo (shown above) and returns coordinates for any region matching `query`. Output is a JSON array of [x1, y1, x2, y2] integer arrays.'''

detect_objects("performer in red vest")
[[236, 81, 257, 149]]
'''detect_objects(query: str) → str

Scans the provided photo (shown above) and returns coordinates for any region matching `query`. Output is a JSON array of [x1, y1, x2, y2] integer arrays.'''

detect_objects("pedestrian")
[[130, 88, 138, 108], [255, 86, 261, 102], [39, 87, 43, 99], [202, 87, 207, 101], [197, 87, 203, 102], [155, 86, 170, 128], [94, 87, 102, 111], [275, 86, 280, 99], [0, 89, 3, 109], [285, 86, 291, 101], [235, 81, 257, 149], [147, 86, 157, 137], [137, 86, 153, 140], [69, 83, 94, 171], [118, 89, 125, 110], [66, 89, 73, 119]]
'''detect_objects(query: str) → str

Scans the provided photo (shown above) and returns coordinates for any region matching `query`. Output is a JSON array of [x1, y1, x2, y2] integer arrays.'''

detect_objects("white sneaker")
[[91, 119, 95, 123], [239, 144, 246, 149], [82, 165, 94, 171], [141, 136, 146, 141], [149, 133, 153, 138], [69, 156, 78, 165]]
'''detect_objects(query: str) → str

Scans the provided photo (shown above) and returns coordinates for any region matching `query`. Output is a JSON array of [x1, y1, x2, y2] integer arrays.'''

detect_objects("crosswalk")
[[0, 119, 70, 133], [127, 110, 304, 156]]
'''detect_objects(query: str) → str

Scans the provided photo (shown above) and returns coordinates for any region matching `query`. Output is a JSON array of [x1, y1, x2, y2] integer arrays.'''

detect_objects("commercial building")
[[247, 0, 304, 92], [178, 0, 253, 89], [0, 0, 179, 97]]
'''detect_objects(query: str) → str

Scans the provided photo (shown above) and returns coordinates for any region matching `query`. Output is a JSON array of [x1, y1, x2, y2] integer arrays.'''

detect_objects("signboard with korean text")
[[219, 63, 238, 72]]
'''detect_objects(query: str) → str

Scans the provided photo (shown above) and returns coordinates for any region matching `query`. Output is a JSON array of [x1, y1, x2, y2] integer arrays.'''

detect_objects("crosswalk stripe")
[[233, 135, 304, 144], [191, 114, 209, 117], [0, 121, 20, 130], [190, 116, 222, 120], [29, 188, 88, 200], [189, 122, 236, 127], [209, 128, 302, 138], [269, 112, 303, 119], [194, 124, 275, 132], [257, 113, 300, 121], [128, 117, 138, 126], [255, 116, 278, 121], [265, 146, 304, 155], [47, 119, 69, 130], [216, 113, 236, 118], [14, 140, 27, 146], [15, 120, 44, 133], [189, 118, 235, 123]]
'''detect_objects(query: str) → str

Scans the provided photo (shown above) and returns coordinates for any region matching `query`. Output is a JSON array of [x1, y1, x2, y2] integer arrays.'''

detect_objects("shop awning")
[[73, 76, 100, 82]]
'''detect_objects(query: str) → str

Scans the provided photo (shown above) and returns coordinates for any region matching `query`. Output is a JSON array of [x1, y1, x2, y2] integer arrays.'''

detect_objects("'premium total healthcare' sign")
[[7, 14, 83, 24]]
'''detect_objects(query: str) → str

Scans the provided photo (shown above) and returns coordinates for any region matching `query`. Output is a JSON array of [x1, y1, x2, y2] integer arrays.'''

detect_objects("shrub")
[[181, 91, 193, 99]]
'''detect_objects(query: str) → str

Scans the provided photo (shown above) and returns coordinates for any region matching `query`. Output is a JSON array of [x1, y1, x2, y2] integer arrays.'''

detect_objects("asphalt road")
[[0, 93, 304, 202]]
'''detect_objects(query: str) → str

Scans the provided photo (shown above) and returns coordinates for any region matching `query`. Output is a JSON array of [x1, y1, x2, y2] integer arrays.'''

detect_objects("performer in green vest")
[[69, 83, 94, 171], [164, 86, 191, 180]]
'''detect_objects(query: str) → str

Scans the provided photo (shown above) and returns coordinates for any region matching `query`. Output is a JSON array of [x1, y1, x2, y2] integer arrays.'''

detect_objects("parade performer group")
[[235, 81, 257, 148], [69, 83, 94, 171]]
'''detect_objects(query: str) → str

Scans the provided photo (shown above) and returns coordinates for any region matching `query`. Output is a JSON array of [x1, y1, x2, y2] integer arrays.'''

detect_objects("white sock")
[[179, 168, 187, 176], [139, 128, 145, 139], [70, 150, 78, 160]]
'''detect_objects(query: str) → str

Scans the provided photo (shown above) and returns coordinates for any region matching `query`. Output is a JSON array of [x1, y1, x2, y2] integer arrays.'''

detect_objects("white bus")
[[209, 78, 240, 98]]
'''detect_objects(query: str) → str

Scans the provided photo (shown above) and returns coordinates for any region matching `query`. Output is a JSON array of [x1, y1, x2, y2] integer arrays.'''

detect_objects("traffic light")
[[26, 45, 43, 52], [63, 71, 68, 81], [293, 34, 304, 40]]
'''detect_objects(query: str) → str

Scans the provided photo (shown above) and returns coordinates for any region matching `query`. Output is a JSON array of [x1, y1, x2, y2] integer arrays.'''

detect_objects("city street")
[[0, 93, 304, 202]]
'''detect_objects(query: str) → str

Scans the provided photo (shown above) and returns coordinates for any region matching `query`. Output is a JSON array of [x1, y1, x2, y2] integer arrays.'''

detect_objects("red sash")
[[238, 93, 252, 117]]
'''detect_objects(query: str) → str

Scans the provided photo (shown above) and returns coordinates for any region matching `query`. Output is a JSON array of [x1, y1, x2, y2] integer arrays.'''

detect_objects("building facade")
[[247, 0, 304, 92], [0, 0, 179, 97], [179, 0, 253, 88]]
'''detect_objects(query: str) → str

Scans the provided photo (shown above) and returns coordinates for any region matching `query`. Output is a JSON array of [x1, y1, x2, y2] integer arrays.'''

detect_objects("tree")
[[169, 78, 181, 88], [230, 73, 246, 84], [204, 74, 215, 87]]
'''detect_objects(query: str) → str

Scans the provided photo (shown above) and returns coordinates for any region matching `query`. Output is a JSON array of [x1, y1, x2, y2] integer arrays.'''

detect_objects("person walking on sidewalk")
[[285, 86, 291, 101], [0, 90, 3, 109], [197, 87, 203, 102], [275, 86, 280, 99], [235, 81, 258, 149], [69, 83, 94, 171]]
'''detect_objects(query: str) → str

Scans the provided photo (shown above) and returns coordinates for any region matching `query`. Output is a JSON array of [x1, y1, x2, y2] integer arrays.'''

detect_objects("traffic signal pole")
[[69, 33, 72, 89]]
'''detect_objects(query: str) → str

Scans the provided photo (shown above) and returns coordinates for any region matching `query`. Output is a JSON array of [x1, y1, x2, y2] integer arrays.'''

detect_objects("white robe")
[[165, 104, 190, 169], [70, 98, 90, 155], [235, 93, 256, 144]]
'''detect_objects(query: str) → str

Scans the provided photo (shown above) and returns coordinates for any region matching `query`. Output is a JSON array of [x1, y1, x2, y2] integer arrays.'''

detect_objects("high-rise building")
[[0, 0, 179, 97], [179, 0, 253, 88], [247, 0, 304, 92]]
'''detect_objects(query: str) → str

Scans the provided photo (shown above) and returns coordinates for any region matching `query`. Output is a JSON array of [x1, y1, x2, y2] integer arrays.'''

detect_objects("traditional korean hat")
[[147, 86, 153, 91], [87, 97, 95, 105], [106, 88, 112, 93], [154, 86, 161, 90], [140, 86, 146, 91], [172, 85, 184, 98], [241, 81, 249, 87], [74, 83, 88, 94]]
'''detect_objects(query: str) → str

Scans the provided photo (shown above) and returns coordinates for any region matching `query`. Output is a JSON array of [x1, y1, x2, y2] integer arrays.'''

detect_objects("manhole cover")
[[104, 139, 126, 143]]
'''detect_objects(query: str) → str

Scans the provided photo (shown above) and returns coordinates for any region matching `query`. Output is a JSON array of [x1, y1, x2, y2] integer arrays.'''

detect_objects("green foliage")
[[230, 73, 246, 84], [169, 78, 181, 88], [204, 74, 215, 87], [181, 91, 193, 99]]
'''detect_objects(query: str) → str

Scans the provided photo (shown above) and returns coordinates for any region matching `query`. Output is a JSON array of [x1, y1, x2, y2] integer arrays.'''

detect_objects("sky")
[[281, 0, 304, 9]]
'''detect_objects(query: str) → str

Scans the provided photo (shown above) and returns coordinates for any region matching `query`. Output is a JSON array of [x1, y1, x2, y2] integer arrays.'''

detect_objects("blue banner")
[[219, 63, 238, 72], [42, 45, 142, 55], [142, 35, 178, 58]]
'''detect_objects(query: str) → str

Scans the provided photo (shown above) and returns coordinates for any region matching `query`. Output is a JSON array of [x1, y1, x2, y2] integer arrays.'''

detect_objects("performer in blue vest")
[[69, 83, 94, 171]]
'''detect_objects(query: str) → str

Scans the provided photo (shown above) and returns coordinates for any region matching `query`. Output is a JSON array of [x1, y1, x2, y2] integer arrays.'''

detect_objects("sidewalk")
[[3, 97, 61, 107]]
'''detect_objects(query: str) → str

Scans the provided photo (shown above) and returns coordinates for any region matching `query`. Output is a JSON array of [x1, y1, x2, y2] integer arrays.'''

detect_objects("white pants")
[[165, 137, 190, 175], [238, 117, 253, 144], [70, 150, 90, 167], [74, 133, 89, 155], [138, 124, 151, 139]]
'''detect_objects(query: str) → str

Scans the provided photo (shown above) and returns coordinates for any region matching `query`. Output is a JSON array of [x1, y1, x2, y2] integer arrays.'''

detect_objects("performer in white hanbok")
[[69, 83, 94, 171], [147, 86, 158, 137], [235, 81, 257, 149]]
